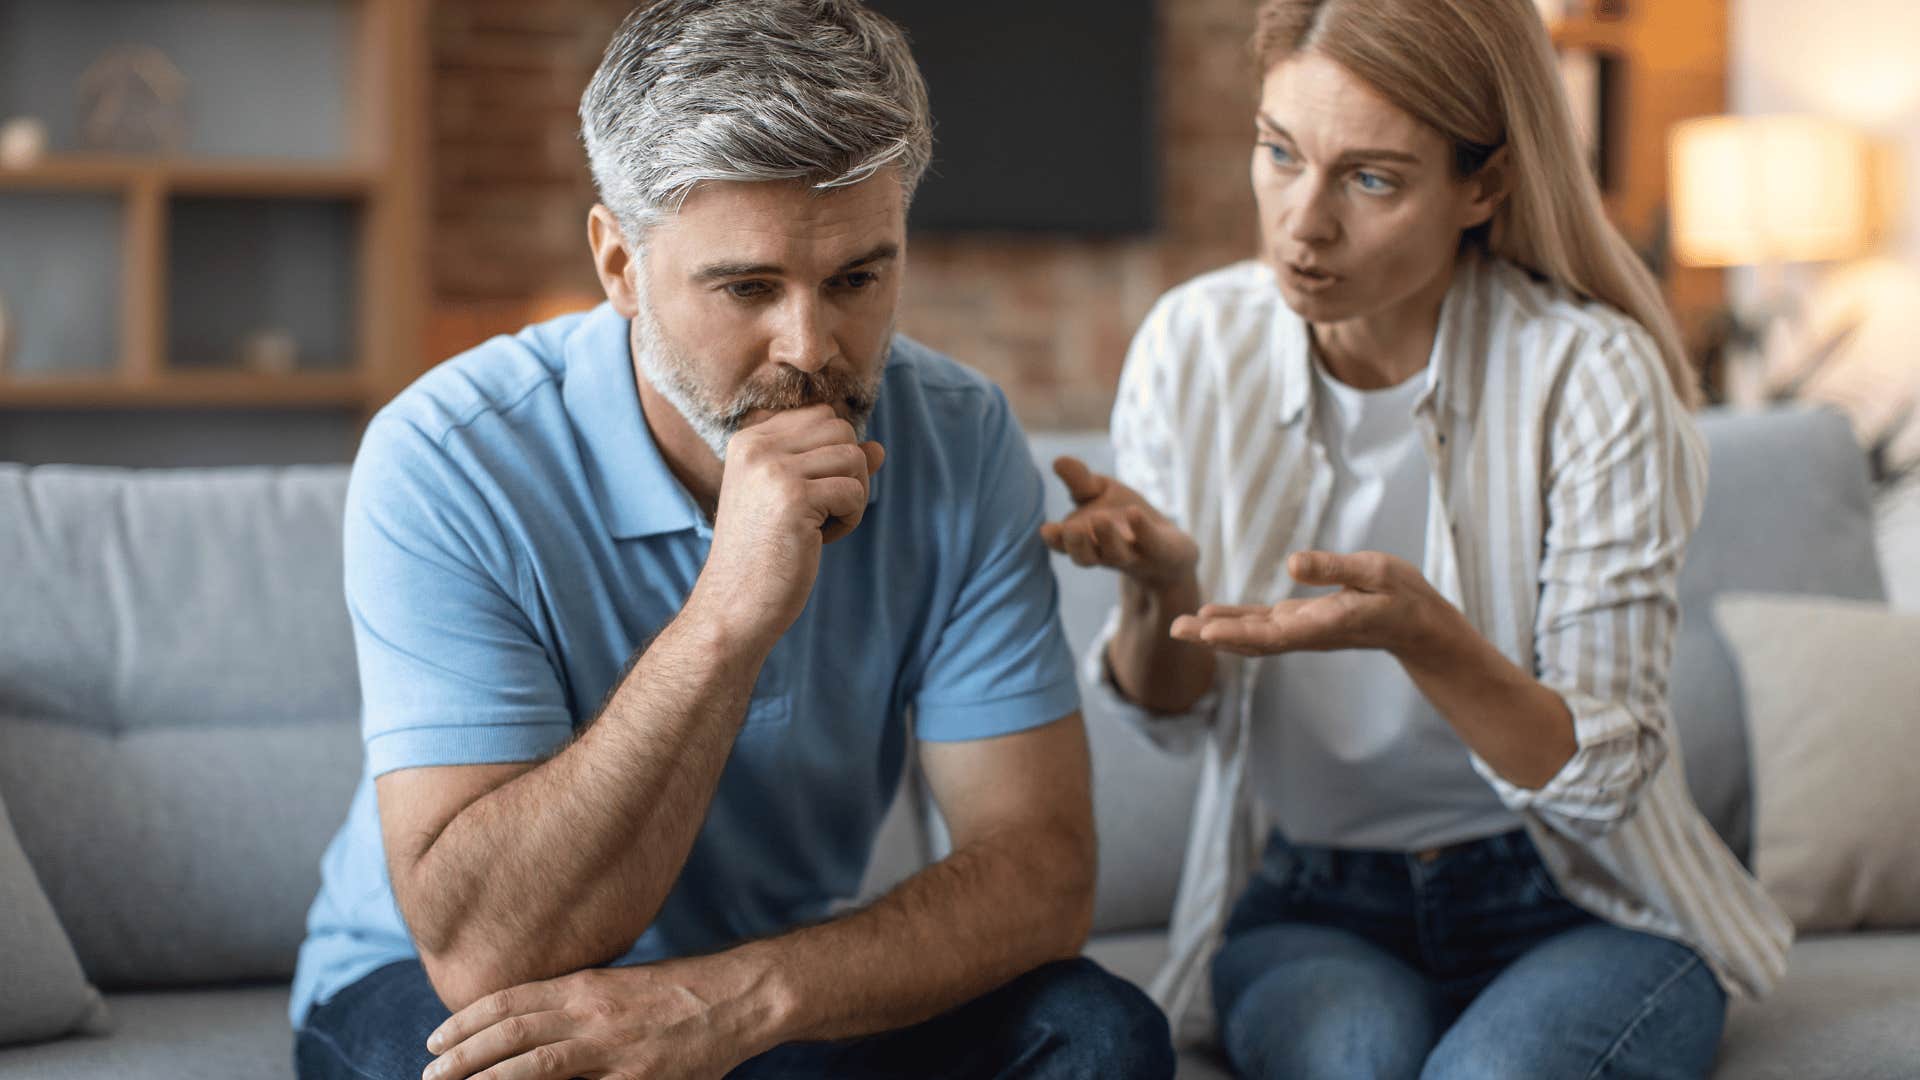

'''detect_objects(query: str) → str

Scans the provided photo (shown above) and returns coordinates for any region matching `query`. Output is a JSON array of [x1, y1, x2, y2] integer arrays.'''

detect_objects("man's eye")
[[726, 281, 771, 300], [838, 271, 878, 290], [1354, 171, 1395, 194]]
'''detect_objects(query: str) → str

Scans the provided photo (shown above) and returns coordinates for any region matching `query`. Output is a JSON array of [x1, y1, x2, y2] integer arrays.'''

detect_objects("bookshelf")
[[0, 0, 426, 421], [1543, 0, 1731, 357]]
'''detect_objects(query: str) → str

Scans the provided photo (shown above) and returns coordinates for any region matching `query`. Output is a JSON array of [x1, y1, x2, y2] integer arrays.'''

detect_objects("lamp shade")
[[1669, 115, 1872, 267]]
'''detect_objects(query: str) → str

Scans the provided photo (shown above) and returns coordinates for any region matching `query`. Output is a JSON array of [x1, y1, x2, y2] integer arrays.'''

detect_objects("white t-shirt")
[[1249, 351, 1521, 850]]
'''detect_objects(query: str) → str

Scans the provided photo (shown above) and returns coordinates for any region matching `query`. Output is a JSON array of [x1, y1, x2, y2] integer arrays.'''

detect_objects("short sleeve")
[[344, 417, 574, 777], [911, 388, 1082, 741]]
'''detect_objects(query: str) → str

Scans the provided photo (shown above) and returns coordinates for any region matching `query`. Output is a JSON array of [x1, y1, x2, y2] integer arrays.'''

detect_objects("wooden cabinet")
[[1547, 0, 1731, 356], [0, 0, 426, 418]]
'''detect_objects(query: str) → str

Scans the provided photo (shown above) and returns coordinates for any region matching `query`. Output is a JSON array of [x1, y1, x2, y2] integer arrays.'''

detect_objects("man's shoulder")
[[875, 335, 1015, 440], [881, 334, 1000, 400], [373, 313, 588, 450]]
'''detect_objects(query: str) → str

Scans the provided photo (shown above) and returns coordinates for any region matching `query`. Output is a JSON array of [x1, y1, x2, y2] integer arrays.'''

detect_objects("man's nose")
[[768, 295, 835, 373]]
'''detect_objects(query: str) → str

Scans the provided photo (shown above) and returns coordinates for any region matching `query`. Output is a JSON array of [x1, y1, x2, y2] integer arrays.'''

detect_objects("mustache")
[[721, 366, 878, 428]]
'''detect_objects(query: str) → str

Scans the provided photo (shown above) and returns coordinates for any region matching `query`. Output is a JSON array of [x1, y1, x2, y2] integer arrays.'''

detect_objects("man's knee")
[[1011, 958, 1177, 1078]]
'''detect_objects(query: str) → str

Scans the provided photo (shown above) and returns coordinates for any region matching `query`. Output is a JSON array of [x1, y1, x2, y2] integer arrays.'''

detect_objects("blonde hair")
[[1254, 0, 1702, 407]]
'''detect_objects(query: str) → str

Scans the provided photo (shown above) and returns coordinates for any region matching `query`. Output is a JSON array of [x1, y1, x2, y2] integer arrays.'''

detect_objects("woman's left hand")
[[1169, 550, 1451, 658]]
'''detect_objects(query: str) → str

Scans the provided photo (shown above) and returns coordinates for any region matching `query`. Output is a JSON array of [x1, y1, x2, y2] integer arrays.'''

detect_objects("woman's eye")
[[1261, 141, 1296, 167]]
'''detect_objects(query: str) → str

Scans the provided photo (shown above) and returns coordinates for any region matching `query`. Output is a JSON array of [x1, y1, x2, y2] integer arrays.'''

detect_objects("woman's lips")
[[1285, 262, 1340, 292]]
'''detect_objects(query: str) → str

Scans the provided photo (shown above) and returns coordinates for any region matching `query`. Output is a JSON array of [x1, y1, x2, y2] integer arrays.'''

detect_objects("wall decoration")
[[237, 329, 298, 374], [0, 118, 49, 169], [76, 46, 188, 155]]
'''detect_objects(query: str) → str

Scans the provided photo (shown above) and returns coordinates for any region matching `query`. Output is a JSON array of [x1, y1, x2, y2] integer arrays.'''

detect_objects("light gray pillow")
[[1714, 594, 1920, 932], [0, 789, 110, 1045]]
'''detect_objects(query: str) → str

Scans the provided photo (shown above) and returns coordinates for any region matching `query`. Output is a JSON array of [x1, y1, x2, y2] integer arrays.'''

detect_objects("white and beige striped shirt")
[[1089, 251, 1793, 1045]]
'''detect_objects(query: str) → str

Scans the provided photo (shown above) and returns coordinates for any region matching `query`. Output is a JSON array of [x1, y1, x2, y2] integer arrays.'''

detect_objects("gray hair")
[[580, 0, 934, 237]]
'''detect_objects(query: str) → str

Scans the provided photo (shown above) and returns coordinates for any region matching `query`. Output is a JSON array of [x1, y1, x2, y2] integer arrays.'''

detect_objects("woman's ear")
[[1461, 145, 1513, 230], [587, 204, 643, 318]]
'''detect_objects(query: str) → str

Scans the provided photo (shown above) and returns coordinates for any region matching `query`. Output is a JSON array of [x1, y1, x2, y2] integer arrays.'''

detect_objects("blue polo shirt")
[[289, 304, 1080, 1026]]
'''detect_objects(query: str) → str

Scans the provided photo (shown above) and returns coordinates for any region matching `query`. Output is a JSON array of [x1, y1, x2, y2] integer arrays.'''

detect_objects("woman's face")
[[1252, 52, 1501, 325]]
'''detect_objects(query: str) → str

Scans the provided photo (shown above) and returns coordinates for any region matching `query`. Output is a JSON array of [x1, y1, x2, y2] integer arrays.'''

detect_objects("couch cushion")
[[0, 986, 293, 1080], [0, 464, 364, 988], [1716, 933, 1920, 1079], [1670, 408, 1886, 861], [1714, 596, 1920, 932], [0, 720, 361, 988], [0, 465, 359, 733], [0, 788, 109, 1046]]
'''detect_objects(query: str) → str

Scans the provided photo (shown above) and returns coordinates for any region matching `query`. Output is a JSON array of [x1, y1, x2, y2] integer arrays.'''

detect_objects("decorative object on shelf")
[[1669, 114, 1876, 406], [0, 118, 49, 170], [76, 46, 188, 155], [237, 329, 298, 375], [1556, 48, 1619, 193]]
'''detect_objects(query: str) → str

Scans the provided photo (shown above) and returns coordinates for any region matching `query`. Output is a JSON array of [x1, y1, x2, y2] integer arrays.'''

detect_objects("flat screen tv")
[[871, 1, 1158, 235]]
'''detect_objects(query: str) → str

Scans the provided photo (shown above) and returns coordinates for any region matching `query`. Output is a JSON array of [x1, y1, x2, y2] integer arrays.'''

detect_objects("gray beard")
[[630, 300, 737, 459], [630, 299, 888, 461]]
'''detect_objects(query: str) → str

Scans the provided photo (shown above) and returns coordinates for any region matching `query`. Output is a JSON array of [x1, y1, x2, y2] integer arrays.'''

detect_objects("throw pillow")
[[0, 787, 110, 1045], [1714, 594, 1920, 931]]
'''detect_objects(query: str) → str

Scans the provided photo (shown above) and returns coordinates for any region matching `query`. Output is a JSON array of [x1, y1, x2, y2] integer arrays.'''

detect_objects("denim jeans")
[[1210, 829, 1726, 1080], [295, 955, 1174, 1080]]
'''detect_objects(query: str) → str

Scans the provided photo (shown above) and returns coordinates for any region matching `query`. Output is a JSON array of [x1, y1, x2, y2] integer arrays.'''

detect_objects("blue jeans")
[[1210, 830, 1726, 1080], [295, 956, 1173, 1080]]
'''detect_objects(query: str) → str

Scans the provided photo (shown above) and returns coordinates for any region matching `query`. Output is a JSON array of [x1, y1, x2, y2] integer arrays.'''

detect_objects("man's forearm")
[[399, 601, 766, 1004], [713, 820, 1096, 1055], [1109, 575, 1215, 714]]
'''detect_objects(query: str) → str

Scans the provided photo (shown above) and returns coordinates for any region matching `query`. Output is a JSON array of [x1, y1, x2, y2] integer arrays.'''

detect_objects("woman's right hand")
[[1039, 456, 1199, 592]]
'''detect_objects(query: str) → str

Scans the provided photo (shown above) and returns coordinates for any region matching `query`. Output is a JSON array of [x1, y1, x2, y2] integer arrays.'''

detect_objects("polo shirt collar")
[[561, 303, 702, 540]]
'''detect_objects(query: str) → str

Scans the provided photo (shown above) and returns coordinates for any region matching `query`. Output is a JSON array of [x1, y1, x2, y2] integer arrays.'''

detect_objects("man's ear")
[[1461, 145, 1513, 231], [588, 204, 643, 318]]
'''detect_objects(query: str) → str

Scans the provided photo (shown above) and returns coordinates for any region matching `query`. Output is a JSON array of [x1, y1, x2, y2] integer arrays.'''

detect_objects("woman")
[[1039, 0, 1790, 1076]]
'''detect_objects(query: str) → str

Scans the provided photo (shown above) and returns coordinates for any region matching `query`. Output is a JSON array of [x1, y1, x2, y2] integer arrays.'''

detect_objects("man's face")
[[627, 173, 907, 458]]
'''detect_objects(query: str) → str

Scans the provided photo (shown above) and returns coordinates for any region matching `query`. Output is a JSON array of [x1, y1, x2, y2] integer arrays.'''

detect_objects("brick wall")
[[430, 0, 1264, 428]]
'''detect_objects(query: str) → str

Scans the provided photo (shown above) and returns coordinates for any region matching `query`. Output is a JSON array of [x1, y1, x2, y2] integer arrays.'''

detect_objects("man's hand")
[[1038, 456, 1197, 591], [1169, 550, 1446, 658], [421, 959, 779, 1080], [690, 404, 885, 650]]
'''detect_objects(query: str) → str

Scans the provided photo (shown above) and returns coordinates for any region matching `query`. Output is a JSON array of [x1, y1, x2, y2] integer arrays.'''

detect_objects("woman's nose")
[[1284, 179, 1340, 247]]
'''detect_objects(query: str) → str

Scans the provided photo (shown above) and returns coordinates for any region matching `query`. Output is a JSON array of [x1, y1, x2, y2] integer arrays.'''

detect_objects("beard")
[[630, 298, 888, 460]]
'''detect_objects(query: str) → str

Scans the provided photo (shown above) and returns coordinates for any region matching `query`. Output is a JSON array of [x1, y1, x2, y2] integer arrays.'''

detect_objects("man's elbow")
[[419, 947, 519, 1014], [1042, 824, 1099, 960]]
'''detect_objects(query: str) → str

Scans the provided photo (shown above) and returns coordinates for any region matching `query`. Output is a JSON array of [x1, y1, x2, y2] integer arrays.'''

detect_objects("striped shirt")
[[1088, 252, 1793, 1045]]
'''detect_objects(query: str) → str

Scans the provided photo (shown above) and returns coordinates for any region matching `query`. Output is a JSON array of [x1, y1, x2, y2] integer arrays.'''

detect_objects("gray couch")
[[1, 407, 1915, 1078]]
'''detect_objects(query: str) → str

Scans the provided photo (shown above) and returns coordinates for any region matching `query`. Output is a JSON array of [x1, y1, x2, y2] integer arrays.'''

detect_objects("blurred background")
[[0, 0, 1915, 483]]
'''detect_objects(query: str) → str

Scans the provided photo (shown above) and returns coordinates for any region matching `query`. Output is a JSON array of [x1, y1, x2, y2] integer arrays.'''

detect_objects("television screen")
[[870, 1, 1158, 235]]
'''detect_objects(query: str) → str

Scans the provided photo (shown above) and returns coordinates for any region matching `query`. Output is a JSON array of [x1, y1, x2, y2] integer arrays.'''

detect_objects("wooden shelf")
[[0, 156, 377, 198], [1550, 16, 1632, 52], [0, 371, 368, 409]]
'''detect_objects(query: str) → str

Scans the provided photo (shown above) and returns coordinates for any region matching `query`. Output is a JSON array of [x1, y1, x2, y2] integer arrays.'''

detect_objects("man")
[[289, 2, 1174, 1078]]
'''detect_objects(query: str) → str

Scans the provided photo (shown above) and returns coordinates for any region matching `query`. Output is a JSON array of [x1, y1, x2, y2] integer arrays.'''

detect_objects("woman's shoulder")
[[1481, 255, 1657, 356]]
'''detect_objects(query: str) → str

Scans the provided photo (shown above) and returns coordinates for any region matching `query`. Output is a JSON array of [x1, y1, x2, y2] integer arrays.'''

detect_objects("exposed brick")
[[429, 0, 1267, 424]]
